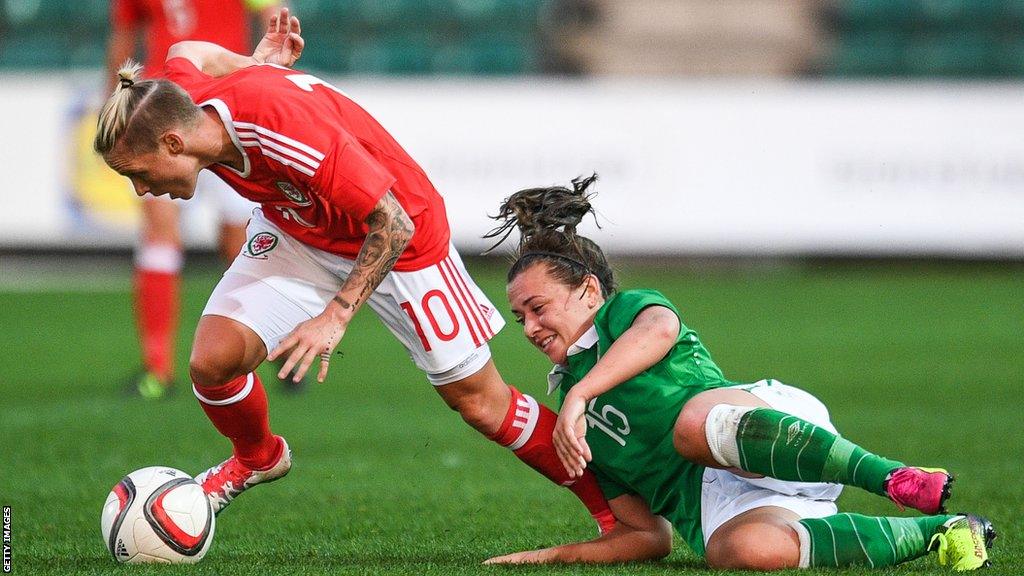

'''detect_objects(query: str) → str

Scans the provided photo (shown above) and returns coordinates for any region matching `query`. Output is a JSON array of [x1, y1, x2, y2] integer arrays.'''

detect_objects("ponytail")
[[485, 174, 617, 297], [94, 59, 200, 155]]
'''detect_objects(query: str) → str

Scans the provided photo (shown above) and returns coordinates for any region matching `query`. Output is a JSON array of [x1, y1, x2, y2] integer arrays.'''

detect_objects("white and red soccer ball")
[[100, 467, 215, 563]]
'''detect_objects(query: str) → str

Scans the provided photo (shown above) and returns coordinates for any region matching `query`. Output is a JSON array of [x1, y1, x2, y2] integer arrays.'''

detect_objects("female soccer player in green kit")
[[482, 175, 995, 571]]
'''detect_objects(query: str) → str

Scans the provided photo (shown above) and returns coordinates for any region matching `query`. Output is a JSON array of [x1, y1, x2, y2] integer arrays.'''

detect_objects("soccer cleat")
[[127, 370, 173, 400], [884, 467, 953, 514], [928, 514, 996, 571], [195, 436, 291, 514]]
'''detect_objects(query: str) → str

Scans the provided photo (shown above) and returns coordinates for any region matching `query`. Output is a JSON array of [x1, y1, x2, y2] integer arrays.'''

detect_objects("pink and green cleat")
[[195, 436, 292, 515], [885, 466, 953, 514]]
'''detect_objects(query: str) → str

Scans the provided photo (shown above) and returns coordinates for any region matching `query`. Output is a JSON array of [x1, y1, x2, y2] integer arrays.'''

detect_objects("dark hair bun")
[[484, 173, 598, 251]]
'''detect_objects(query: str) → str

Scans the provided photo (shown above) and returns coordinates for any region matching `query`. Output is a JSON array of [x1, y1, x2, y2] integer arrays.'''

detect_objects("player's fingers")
[[552, 435, 574, 473], [277, 7, 289, 33], [579, 437, 593, 463], [316, 353, 330, 383], [564, 426, 585, 458], [291, 15, 301, 36], [267, 334, 295, 362], [287, 34, 304, 62], [292, 345, 319, 382], [277, 341, 308, 379], [555, 436, 583, 478], [267, 14, 278, 33]]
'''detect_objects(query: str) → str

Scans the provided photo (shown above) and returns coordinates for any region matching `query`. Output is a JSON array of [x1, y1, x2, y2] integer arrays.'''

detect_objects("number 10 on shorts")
[[400, 291, 463, 352]]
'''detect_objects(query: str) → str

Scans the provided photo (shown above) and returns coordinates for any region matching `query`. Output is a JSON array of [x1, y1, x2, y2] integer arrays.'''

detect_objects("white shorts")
[[202, 208, 505, 384], [700, 379, 844, 545], [145, 169, 256, 225]]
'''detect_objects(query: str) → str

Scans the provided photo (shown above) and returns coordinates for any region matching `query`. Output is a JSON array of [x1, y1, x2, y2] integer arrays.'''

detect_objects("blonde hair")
[[94, 59, 201, 155]]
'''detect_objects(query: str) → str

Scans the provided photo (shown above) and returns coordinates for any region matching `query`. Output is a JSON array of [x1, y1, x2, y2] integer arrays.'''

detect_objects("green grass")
[[1, 258, 1021, 575]]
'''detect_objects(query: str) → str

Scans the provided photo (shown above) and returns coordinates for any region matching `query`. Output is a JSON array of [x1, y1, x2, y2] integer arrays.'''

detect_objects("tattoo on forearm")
[[339, 191, 413, 310], [333, 295, 354, 309]]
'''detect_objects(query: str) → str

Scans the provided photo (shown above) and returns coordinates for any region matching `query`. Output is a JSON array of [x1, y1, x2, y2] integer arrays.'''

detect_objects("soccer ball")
[[100, 466, 215, 563]]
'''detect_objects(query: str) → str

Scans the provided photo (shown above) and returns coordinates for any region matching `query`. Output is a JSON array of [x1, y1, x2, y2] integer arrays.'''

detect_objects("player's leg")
[[704, 506, 802, 569], [131, 196, 182, 397], [674, 380, 951, 514], [191, 210, 341, 513], [793, 512, 994, 570], [434, 360, 616, 534], [359, 248, 615, 534], [205, 171, 304, 392], [701, 469, 993, 571], [706, 506, 985, 570], [190, 313, 282, 470]]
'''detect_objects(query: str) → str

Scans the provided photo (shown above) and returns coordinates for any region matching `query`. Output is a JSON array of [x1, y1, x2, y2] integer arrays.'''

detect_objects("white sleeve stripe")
[[257, 148, 317, 177], [233, 121, 326, 161], [236, 131, 320, 171]]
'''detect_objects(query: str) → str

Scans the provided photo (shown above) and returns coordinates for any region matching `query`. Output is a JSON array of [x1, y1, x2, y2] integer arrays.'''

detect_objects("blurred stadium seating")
[[6, 0, 1024, 77], [824, 0, 1024, 77], [0, 0, 549, 74]]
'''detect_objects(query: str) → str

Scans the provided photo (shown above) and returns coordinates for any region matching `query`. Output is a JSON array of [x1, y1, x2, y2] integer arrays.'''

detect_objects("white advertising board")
[[1, 73, 1022, 257]]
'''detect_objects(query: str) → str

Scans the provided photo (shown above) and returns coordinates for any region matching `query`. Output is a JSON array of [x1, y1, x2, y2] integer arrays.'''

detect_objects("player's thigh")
[[193, 214, 341, 382], [701, 467, 838, 570], [339, 248, 509, 430], [736, 378, 837, 433], [704, 505, 802, 570], [139, 196, 181, 245], [355, 247, 506, 381]]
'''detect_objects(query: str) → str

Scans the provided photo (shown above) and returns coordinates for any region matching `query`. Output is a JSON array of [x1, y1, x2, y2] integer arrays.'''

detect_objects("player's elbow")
[[167, 41, 217, 68], [396, 212, 415, 248], [166, 41, 196, 61]]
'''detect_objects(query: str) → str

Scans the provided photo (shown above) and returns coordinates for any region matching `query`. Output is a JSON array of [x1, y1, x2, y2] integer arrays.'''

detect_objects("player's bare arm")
[[554, 304, 680, 479], [166, 7, 302, 76], [336, 191, 415, 312], [484, 494, 672, 565], [267, 191, 415, 383]]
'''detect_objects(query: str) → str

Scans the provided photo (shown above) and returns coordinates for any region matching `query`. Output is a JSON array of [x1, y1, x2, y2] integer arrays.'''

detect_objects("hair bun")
[[484, 173, 599, 252], [115, 59, 143, 91]]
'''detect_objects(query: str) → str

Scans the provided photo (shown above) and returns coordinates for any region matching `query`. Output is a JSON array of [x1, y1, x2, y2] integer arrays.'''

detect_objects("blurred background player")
[[106, 0, 283, 398]]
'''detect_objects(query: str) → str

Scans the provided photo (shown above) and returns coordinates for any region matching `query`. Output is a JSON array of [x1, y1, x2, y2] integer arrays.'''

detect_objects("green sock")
[[796, 513, 953, 568], [735, 408, 903, 495]]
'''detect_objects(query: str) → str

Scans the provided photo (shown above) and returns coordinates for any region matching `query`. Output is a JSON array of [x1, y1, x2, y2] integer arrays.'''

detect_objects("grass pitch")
[[1, 257, 1021, 575]]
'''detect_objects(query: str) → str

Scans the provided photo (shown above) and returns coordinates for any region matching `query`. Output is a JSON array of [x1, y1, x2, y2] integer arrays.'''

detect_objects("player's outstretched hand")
[[267, 310, 346, 384], [483, 548, 554, 565], [552, 390, 592, 479], [253, 7, 304, 68]]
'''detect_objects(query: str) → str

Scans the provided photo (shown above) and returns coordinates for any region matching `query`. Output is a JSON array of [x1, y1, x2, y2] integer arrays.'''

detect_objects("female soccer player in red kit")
[[107, 0, 281, 397], [93, 9, 615, 533]]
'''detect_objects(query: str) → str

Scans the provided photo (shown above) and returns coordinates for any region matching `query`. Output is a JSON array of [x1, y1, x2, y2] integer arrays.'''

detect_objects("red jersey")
[[112, 0, 254, 77], [166, 58, 451, 271]]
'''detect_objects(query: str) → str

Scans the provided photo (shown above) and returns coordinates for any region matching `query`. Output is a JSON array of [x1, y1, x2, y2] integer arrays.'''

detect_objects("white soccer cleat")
[[195, 436, 291, 515]]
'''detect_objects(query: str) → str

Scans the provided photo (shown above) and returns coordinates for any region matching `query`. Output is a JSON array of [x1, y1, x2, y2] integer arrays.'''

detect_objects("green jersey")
[[550, 289, 731, 556]]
